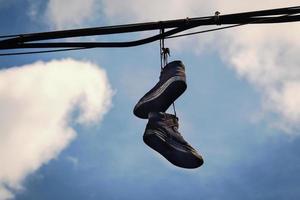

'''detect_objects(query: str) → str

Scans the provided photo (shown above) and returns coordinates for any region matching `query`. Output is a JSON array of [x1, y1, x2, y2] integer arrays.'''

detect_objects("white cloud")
[[45, 0, 96, 29], [101, 0, 298, 22], [102, 0, 205, 22], [101, 0, 300, 133], [217, 3, 300, 132], [0, 59, 113, 199], [0, 187, 12, 200]]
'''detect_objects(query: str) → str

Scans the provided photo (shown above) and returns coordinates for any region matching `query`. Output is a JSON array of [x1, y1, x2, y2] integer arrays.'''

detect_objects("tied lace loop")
[[159, 28, 177, 117]]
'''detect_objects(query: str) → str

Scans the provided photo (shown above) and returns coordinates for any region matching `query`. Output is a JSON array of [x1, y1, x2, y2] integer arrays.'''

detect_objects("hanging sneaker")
[[143, 112, 203, 169], [133, 60, 187, 119]]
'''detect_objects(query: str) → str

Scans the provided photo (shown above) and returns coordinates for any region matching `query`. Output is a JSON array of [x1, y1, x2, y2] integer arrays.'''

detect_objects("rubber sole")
[[134, 77, 187, 119], [143, 130, 204, 169]]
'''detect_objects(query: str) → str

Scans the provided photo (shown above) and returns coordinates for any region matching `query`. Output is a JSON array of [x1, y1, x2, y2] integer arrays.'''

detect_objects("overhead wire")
[[0, 34, 20, 39], [0, 26, 188, 49], [1, 5, 299, 43], [166, 12, 296, 39], [0, 47, 89, 56], [0, 6, 300, 56], [166, 24, 243, 39]]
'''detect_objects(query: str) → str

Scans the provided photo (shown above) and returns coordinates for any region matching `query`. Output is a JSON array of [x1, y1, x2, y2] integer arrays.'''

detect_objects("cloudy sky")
[[1, 0, 300, 200]]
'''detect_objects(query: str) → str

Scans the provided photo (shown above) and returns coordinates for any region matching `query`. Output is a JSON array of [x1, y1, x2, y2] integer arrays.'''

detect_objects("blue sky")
[[1, 1, 300, 200]]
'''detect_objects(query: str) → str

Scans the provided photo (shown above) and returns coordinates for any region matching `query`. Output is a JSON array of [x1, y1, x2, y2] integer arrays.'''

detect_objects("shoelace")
[[165, 119, 184, 138], [165, 119, 196, 149], [160, 29, 177, 117]]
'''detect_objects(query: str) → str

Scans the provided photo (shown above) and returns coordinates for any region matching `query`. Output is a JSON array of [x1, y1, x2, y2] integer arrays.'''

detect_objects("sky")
[[1, 0, 300, 200]]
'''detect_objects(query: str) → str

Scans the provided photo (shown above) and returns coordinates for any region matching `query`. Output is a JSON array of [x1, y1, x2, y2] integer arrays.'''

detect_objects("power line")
[[167, 24, 243, 39], [0, 47, 89, 56], [1, 5, 300, 43], [167, 12, 295, 39], [0, 34, 20, 39], [0, 5, 300, 56]]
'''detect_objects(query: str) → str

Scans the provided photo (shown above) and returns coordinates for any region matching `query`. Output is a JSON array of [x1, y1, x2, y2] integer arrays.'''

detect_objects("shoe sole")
[[134, 76, 187, 119], [143, 129, 204, 169]]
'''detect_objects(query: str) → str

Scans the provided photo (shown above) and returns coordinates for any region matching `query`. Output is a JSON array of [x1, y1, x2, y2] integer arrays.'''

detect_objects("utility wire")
[[1, 13, 298, 56], [0, 34, 20, 39], [1, 5, 299, 43], [0, 26, 188, 49], [1, 5, 299, 45], [167, 13, 295, 39], [0, 6, 300, 56], [0, 47, 89, 56], [1, 14, 298, 50], [0, 13, 296, 56], [167, 24, 243, 39]]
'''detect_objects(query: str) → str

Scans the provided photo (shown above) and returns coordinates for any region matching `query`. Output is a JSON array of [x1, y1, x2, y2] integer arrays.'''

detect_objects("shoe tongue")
[[148, 112, 178, 122], [163, 113, 179, 128], [164, 112, 177, 119]]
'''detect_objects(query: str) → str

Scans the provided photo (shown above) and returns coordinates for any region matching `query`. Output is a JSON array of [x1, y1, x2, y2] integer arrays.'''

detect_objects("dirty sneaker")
[[143, 112, 203, 169], [133, 60, 187, 119]]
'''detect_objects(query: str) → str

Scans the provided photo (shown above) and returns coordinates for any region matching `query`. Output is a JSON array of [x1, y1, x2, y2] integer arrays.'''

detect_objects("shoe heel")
[[157, 77, 186, 112], [164, 78, 186, 106], [134, 77, 186, 118]]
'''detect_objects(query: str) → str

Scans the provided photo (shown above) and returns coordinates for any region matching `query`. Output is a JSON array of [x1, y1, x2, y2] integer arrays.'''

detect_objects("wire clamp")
[[161, 47, 170, 57], [185, 17, 190, 25], [214, 11, 221, 25]]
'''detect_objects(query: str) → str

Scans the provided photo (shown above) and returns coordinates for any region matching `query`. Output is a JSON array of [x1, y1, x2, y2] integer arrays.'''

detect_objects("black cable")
[[0, 26, 191, 50], [0, 34, 20, 39], [167, 13, 296, 39], [8, 13, 296, 49], [0, 47, 89, 56], [2, 13, 299, 50], [167, 24, 242, 39], [1, 5, 299, 46], [0, 27, 187, 56], [0, 13, 298, 56], [0, 5, 300, 56], [219, 14, 300, 25], [0, 17, 209, 45]]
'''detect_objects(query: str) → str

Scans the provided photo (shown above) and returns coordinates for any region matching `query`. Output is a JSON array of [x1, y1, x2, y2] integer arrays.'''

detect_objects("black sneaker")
[[133, 60, 187, 119], [143, 112, 203, 169]]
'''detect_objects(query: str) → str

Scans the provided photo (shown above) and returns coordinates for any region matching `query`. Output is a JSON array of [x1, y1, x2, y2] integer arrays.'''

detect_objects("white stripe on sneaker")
[[135, 76, 185, 109]]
